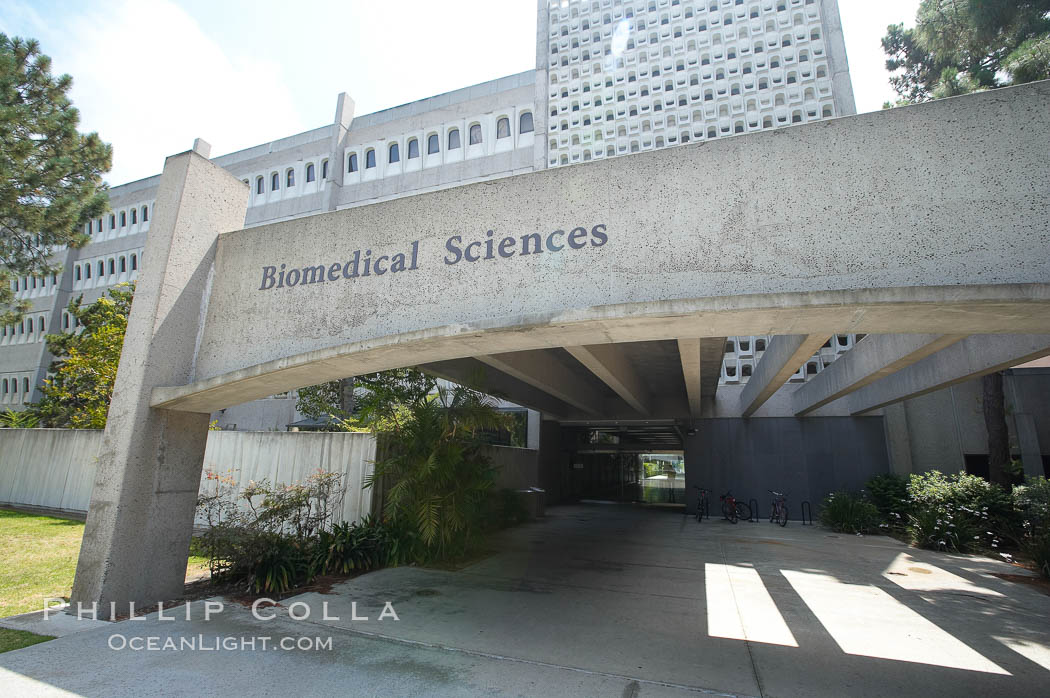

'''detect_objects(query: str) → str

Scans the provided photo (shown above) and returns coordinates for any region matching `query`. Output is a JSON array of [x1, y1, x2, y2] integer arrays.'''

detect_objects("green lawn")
[[0, 628, 54, 654], [0, 509, 210, 618]]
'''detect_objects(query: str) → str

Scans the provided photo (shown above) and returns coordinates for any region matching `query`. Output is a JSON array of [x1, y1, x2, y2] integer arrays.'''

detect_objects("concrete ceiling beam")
[[792, 334, 967, 416], [565, 344, 653, 416], [847, 334, 1050, 415], [419, 357, 573, 420], [740, 334, 829, 417], [677, 338, 703, 419], [476, 349, 606, 416]]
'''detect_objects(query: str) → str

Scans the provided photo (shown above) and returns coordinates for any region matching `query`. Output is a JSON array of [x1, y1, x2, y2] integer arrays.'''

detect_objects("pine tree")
[[0, 34, 112, 325]]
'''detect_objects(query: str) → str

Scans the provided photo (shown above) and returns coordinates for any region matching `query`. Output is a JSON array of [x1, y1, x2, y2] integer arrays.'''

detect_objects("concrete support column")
[[882, 402, 914, 476], [70, 148, 248, 617]]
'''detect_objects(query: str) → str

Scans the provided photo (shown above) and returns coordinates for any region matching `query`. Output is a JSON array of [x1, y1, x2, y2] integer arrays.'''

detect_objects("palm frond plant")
[[360, 370, 510, 562]]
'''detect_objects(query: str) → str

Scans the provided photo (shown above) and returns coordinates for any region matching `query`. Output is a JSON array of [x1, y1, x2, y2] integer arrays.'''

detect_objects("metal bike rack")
[[800, 501, 812, 526], [748, 498, 759, 522]]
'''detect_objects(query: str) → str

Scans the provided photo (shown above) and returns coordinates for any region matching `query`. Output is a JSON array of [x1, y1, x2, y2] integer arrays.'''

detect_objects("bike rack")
[[800, 500, 812, 526], [748, 498, 759, 522]]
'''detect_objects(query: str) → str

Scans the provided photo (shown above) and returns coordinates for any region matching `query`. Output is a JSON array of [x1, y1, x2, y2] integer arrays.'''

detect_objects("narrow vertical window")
[[407, 139, 419, 159], [348, 153, 358, 172], [388, 142, 400, 163], [427, 134, 439, 154], [321, 159, 329, 179], [142, 206, 148, 222], [120, 211, 127, 227], [256, 176, 264, 194], [519, 111, 534, 133], [306, 163, 315, 182], [271, 172, 280, 190], [365, 149, 376, 168], [131, 254, 138, 271], [448, 129, 461, 150], [496, 117, 510, 139], [468, 124, 482, 145], [286, 169, 295, 187], [131, 208, 137, 224]]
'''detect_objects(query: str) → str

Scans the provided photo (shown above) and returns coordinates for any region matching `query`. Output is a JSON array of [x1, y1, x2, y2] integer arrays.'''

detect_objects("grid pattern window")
[[545, 0, 836, 167], [719, 333, 865, 386]]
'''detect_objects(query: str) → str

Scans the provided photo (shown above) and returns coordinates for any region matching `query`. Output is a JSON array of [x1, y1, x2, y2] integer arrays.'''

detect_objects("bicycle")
[[769, 490, 788, 527], [693, 486, 710, 523], [719, 490, 751, 524]]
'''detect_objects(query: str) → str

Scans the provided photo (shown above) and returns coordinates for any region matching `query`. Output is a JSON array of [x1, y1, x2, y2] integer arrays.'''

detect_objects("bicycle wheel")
[[769, 505, 776, 524], [695, 499, 703, 523], [735, 501, 751, 522], [778, 504, 788, 527]]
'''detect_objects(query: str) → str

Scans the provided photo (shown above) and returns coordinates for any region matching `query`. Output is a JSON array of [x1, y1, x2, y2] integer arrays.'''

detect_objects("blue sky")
[[1, 0, 921, 185]]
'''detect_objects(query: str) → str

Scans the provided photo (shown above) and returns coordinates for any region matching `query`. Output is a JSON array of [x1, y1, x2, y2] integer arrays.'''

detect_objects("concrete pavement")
[[2, 503, 1049, 696]]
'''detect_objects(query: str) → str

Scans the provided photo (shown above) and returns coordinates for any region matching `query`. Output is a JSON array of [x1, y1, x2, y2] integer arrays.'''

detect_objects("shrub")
[[905, 471, 1015, 554], [907, 502, 985, 553], [1013, 477, 1050, 577], [907, 471, 1014, 526], [313, 514, 413, 575], [865, 473, 910, 518], [819, 491, 881, 534], [196, 469, 352, 594]]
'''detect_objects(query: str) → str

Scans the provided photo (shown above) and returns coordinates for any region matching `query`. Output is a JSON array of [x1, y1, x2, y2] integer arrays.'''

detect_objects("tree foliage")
[[0, 35, 112, 325], [32, 283, 133, 428], [883, 0, 1050, 103], [360, 371, 511, 560]]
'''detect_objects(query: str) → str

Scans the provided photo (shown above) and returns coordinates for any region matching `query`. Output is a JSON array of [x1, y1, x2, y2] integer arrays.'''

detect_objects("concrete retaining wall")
[[682, 417, 891, 515], [0, 429, 377, 523]]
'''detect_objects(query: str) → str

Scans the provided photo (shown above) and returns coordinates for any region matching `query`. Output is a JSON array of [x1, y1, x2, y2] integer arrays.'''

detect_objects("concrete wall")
[[486, 445, 540, 491], [894, 368, 1050, 475], [0, 429, 376, 524], [159, 83, 1050, 414], [0, 429, 102, 512], [683, 417, 890, 516]]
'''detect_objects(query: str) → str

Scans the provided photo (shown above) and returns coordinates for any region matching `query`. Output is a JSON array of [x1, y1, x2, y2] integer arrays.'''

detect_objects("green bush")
[[907, 502, 985, 553], [1013, 477, 1050, 577], [819, 491, 881, 534], [907, 470, 1014, 526], [865, 473, 910, 518], [313, 514, 412, 576], [195, 469, 410, 594], [904, 471, 1016, 554]]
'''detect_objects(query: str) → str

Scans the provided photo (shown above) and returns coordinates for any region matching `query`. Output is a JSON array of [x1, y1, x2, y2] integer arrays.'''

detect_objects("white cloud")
[[4, 0, 305, 184]]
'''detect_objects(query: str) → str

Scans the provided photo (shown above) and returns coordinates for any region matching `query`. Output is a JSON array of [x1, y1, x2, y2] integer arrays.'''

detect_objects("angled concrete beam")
[[792, 334, 966, 416], [565, 344, 652, 415], [848, 334, 1050, 415], [740, 335, 829, 417], [677, 338, 703, 418], [477, 350, 604, 416], [419, 358, 572, 420]]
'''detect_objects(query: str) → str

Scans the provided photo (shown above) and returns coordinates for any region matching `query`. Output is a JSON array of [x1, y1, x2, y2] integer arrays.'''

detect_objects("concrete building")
[[2, 0, 862, 425]]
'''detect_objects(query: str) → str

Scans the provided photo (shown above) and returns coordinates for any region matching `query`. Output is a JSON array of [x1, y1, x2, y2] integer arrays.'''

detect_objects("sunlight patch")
[[705, 563, 797, 647], [782, 570, 1008, 674]]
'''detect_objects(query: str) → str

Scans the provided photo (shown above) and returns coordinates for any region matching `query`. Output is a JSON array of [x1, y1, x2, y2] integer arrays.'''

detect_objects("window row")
[[1, 314, 47, 343], [250, 159, 330, 197], [550, 0, 816, 25], [346, 112, 534, 173], [547, 104, 830, 165], [0, 376, 34, 402], [86, 205, 150, 235], [73, 253, 139, 283], [10, 273, 59, 295]]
